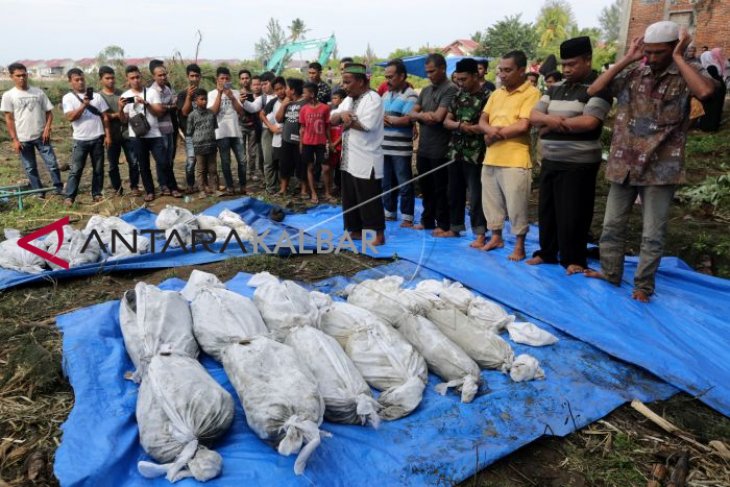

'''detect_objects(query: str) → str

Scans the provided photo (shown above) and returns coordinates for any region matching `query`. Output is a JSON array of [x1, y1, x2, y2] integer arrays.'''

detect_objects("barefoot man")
[[478, 50, 541, 261], [440, 58, 491, 246], [584, 22, 714, 302], [527, 36, 613, 274], [330, 63, 387, 246]]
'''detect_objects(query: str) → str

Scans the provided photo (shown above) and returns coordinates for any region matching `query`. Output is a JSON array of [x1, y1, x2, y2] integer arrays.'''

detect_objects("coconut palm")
[[288, 18, 310, 43]]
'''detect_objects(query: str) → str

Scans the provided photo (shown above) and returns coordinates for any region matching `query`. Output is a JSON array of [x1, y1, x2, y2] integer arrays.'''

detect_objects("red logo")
[[17, 216, 70, 269]]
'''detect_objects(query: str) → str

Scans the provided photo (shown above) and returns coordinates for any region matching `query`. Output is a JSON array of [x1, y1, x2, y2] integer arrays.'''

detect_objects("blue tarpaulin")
[[55, 260, 674, 487], [0, 198, 312, 291], [375, 55, 490, 77], [284, 204, 730, 416]]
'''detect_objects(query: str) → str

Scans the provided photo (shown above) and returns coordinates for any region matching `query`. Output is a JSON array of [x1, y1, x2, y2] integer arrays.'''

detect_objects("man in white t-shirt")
[[149, 64, 181, 195], [208, 66, 263, 194], [61, 68, 111, 205], [331, 63, 386, 246], [118, 65, 181, 201], [0, 62, 64, 195]]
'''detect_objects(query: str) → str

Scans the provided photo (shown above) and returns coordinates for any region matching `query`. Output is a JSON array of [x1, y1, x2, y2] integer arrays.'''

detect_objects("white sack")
[[217, 209, 257, 242], [286, 326, 380, 427], [249, 273, 319, 341], [156, 206, 196, 230], [509, 354, 546, 382], [344, 319, 428, 420], [0, 237, 47, 274], [395, 313, 481, 403], [426, 303, 514, 371], [41, 225, 102, 269], [180, 270, 225, 301], [345, 276, 411, 324], [506, 321, 559, 347], [415, 279, 472, 313], [164, 223, 196, 248], [467, 296, 514, 333], [194, 215, 223, 231], [136, 354, 234, 483], [119, 283, 198, 381], [318, 301, 383, 347], [191, 287, 268, 361], [221, 337, 327, 475]]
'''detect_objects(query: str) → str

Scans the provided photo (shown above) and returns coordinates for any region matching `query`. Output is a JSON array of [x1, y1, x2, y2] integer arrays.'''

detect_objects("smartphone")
[[85, 87, 94, 99], [224, 82, 232, 90], [246, 93, 255, 102], [123, 97, 136, 104]]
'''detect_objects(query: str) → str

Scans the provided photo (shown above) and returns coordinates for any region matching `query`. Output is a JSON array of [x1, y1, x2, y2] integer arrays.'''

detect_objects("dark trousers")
[[534, 162, 600, 268], [341, 170, 386, 232], [448, 160, 486, 235], [416, 155, 450, 230], [65, 136, 105, 200], [107, 137, 139, 191], [160, 132, 179, 191], [130, 136, 166, 195]]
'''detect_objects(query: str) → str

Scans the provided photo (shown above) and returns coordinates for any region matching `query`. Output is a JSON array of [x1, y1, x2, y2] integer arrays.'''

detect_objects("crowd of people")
[[1, 20, 725, 302]]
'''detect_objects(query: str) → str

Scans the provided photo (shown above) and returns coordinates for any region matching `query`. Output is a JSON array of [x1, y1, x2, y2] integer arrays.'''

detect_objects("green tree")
[[480, 14, 539, 59], [599, 0, 622, 44], [96, 45, 125, 66], [255, 18, 287, 65], [288, 18, 310, 42], [535, 0, 576, 56], [363, 43, 378, 67]]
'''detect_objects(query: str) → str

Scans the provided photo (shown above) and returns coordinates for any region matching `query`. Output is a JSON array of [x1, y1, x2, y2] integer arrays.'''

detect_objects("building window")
[[669, 11, 694, 28]]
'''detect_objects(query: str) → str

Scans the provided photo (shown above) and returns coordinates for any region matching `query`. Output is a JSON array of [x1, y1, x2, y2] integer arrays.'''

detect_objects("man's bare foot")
[[566, 264, 585, 275], [631, 289, 651, 303], [310, 196, 319, 204], [508, 247, 526, 261], [349, 231, 362, 240], [526, 256, 544, 265], [400, 220, 414, 228], [469, 235, 486, 248], [432, 228, 458, 238], [371, 232, 386, 246], [481, 236, 504, 251], [583, 269, 606, 280]]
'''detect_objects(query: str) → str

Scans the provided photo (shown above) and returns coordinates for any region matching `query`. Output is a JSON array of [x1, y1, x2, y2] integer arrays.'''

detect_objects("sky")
[[2, 0, 615, 65]]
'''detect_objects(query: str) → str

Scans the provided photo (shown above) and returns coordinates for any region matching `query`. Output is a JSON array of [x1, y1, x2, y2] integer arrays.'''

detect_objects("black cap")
[[455, 58, 479, 74], [560, 37, 592, 59]]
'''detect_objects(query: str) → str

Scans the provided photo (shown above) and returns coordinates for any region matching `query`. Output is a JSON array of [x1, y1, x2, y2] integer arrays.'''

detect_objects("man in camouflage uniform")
[[438, 58, 491, 247]]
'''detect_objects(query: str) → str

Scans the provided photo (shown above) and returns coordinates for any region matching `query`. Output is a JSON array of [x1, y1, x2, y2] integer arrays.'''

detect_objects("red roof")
[[442, 39, 480, 56]]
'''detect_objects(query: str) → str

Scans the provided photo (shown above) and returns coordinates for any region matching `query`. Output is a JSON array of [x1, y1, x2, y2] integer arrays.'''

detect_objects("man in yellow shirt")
[[478, 50, 541, 261]]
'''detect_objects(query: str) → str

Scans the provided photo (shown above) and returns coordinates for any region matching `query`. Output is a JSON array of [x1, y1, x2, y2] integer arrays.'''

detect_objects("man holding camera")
[[61, 68, 111, 205]]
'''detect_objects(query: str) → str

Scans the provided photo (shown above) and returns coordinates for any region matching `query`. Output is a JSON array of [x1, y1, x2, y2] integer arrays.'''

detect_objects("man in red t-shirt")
[[299, 82, 331, 203]]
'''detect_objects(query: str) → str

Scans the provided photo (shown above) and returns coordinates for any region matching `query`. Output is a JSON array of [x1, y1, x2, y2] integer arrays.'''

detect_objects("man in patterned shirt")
[[308, 62, 332, 104], [439, 58, 490, 246], [585, 21, 715, 302], [527, 36, 612, 274]]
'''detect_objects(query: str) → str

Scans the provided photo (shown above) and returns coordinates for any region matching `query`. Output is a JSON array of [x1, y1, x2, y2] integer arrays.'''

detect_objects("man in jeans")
[[238, 69, 262, 181], [62, 68, 112, 205], [119, 65, 169, 202], [208, 66, 262, 194], [409, 53, 458, 233], [98, 65, 139, 195], [585, 22, 714, 302], [258, 71, 279, 193], [1, 62, 64, 196], [381, 59, 418, 227], [149, 64, 181, 196], [178, 63, 202, 192]]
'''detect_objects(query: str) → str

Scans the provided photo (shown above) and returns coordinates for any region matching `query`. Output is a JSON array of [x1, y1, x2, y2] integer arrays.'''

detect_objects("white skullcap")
[[644, 21, 679, 43]]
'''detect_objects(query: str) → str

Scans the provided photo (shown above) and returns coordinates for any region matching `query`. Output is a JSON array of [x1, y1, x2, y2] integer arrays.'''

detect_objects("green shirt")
[[448, 88, 490, 164]]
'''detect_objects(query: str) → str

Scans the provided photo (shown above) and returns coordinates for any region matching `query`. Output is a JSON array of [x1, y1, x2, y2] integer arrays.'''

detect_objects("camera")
[[85, 87, 94, 99], [123, 97, 136, 104]]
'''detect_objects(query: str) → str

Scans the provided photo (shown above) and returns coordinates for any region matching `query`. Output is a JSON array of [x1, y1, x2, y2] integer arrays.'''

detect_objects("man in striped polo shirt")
[[381, 59, 418, 227], [527, 36, 613, 274]]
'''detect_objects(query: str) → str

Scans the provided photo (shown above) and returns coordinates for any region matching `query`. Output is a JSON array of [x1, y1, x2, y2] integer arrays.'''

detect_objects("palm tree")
[[288, 18, 310, 43], [535, 0, 575, 48]]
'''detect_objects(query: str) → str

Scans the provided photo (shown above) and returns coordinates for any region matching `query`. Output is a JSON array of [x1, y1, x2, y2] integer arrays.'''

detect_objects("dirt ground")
[[1, 108, 729, 485]]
